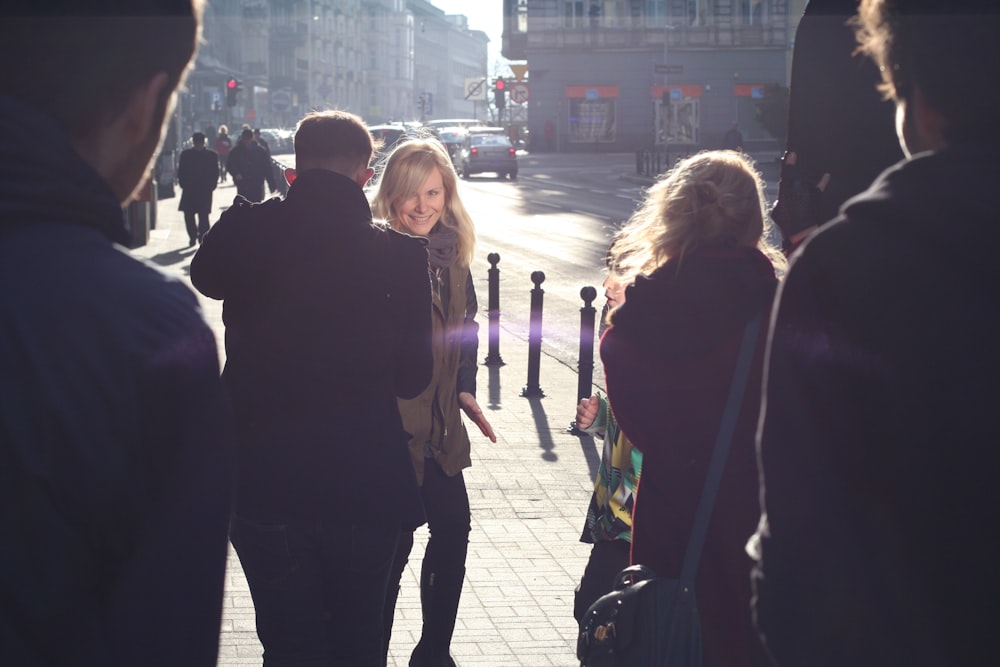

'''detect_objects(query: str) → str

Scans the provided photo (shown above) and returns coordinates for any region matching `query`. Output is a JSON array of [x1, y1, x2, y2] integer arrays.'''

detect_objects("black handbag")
[[577, 314, 763, 667]]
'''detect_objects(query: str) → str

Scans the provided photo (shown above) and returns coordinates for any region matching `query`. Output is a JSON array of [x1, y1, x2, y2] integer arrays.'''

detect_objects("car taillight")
[[470, 147, 478, 157], [509, 147, 516, 156]]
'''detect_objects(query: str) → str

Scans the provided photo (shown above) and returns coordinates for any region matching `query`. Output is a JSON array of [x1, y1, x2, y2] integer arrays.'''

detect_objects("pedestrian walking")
[[0, 3, 234, 665], [214, 124, 232, 182], [722, 121, 743, 151], [191, 110, 433, 666], [752, 2, 1000, 665], [226, 127, 276, 202], [371, 138, 497, 667], [177, 131, 219, 245]]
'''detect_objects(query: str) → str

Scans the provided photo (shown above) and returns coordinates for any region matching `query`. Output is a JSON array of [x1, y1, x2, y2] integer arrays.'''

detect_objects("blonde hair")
[[371, 138, 475, 267], [610, 150, 784, 283]]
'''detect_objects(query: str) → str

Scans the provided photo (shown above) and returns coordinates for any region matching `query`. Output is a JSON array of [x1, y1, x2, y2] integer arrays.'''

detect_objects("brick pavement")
[[130, 172, 605, 666]]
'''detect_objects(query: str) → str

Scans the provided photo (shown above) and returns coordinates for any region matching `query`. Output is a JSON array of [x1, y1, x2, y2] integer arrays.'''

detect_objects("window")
[[656, 92, 700, 145], [568, 98, 616, 143], [565, 1, 585, 28]]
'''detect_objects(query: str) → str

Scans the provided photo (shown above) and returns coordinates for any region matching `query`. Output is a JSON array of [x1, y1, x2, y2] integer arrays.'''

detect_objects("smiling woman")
[[370, 137, 497, 666]]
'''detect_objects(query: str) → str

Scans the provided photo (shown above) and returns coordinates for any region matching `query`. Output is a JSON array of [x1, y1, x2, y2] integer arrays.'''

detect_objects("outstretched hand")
[[770, 151, 832, 247], [458, 392, 497, 443]]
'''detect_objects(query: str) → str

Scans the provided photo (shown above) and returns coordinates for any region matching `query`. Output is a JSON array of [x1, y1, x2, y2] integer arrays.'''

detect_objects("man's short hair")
[[192, 132, 206, 143], [0, 1, 203, 141], [294, 110, 373, 173], [855, 0, 1000, 145], [240, 128, 254, 140]]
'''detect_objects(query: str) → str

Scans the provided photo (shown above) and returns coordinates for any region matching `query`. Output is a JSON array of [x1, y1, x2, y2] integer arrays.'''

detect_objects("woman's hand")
[[458, 392, 497, 443], [576, 395, 599, 430]]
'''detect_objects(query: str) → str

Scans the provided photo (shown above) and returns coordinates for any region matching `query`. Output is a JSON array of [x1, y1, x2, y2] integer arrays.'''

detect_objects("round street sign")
[[510, 83, 530, 105]]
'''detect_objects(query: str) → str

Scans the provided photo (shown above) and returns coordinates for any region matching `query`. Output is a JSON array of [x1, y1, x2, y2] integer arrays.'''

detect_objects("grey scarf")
[[425, 223, 459, 270]]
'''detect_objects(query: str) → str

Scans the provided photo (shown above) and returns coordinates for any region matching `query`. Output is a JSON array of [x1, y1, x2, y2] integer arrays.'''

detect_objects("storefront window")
[[568, 98, 616, 143]]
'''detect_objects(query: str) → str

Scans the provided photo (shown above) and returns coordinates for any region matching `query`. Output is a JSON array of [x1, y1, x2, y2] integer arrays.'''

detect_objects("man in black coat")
[[191, 110, 433, 665], [0, 3, 234, 665], [226, 127, 276, 202], [752, 2, 1000, 664], [177, 131, 219, 245]]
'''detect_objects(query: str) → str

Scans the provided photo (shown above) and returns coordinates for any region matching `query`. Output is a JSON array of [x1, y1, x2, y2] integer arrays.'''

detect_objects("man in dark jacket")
[[177, 131, 219, 245], [226, 127, 276, 202], [191, 110, 433, 666], [753, 2, 1000, 665], [0, 3, 234, 665]]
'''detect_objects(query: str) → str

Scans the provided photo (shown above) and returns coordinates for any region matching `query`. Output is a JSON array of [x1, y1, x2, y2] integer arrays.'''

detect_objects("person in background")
[[253, 127, 271, 156], [214, 123, 232, 182], [176, 130, 218, 245], [371, 138, 496, 667], [226, 127, 276, 202], [191, 110, 433, 666], [723, 121, 744, 151], [752, 2, 1000, 664], [0, 1, 234, 664], [600, 150, 785, 667], [572, 264, 643, 623]]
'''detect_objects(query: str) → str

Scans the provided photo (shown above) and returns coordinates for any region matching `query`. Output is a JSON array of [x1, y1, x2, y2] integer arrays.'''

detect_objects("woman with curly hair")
[[600, 150, 785, 667], [371, 138, 496, 667]]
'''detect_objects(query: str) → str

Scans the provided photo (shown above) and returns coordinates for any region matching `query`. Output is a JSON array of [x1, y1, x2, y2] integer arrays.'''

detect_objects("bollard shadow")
[[486, 364, 501, 410], [147, 246, 196, 268], [526, 396, 558, 462], [575, 431, 600, 482]]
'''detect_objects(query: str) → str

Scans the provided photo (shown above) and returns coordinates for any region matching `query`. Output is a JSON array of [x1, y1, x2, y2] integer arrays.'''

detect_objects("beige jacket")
[[396, 264, 477, 484]]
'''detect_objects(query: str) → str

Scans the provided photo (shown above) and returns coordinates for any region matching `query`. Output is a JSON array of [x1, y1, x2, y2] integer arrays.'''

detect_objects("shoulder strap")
[[678, 312, 763, 587]]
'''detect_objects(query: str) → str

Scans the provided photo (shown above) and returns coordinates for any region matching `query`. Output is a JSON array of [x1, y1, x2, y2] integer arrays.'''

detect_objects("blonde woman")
[[600, 150, 785, 667], [371, 138, 496, 667]]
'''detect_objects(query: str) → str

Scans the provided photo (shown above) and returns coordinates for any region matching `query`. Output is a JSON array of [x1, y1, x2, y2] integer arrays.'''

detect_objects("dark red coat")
[[600, 245, 776, 667]]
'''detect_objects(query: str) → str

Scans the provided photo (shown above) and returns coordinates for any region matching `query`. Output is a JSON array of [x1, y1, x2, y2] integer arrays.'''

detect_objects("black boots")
[[408, 566, 465, 667]]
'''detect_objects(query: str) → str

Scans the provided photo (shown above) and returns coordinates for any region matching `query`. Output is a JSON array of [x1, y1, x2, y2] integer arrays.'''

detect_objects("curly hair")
[[370, 138, 476, 267], [610, 150, 784, 284]]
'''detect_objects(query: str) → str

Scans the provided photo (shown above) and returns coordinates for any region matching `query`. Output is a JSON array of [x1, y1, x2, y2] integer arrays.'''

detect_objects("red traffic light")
[[227, 78, 238, 89], [495, 79, 506, 91]]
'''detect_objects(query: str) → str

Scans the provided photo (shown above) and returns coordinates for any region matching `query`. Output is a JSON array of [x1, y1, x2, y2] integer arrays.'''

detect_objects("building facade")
[[179, 0, 488, 143], [503, 0, 795, 153]]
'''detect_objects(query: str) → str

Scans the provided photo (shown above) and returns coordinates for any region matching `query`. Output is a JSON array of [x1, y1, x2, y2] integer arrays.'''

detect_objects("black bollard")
[[521, 270, 545, 398], [576, 285, 598, 403], [483, 252, 504, 366], [568, 286, 598, 434]]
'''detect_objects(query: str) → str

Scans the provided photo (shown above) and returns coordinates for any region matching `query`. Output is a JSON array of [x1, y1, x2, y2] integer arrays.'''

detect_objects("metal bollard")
[[568, 286, 598, 433], [521, 270, 546, 398], [576, 286, 598, 404], [483, 252, 504, 366]]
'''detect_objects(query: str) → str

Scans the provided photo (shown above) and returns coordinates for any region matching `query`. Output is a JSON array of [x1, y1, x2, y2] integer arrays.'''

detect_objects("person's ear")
[[357, 166, 375, 187], [284, 168, 297, 186]]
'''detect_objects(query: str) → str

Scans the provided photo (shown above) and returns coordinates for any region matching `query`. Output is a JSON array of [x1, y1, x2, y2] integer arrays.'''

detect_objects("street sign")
[[510, 64, 528, 81], [271, 89, 292, 112], [464, 77, 487, 100], [510, 83, 530, 105], [654, 64, 683, 74]]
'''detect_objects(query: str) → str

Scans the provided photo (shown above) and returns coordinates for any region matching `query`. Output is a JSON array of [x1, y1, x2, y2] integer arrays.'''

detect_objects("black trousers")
[[383, 460, 470, 664], [183, 210, 210, 243]]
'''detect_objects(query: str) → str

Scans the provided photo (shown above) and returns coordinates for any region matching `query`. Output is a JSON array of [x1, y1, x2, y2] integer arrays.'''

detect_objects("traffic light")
[[494, 78, 506, 110], [226, 78, 241, 107]]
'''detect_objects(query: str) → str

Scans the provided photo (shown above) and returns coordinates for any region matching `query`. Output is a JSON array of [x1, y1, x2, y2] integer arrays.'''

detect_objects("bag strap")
[[678, 312, 763, 588]]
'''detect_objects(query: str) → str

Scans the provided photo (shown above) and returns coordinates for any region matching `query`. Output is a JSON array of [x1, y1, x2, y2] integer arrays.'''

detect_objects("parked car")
[[431, 126, 469, 164], [369, 123, 410, 161], [457, 129, 518, 180], [257, 128, 293, 154], [424, 118, 481, 131]]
